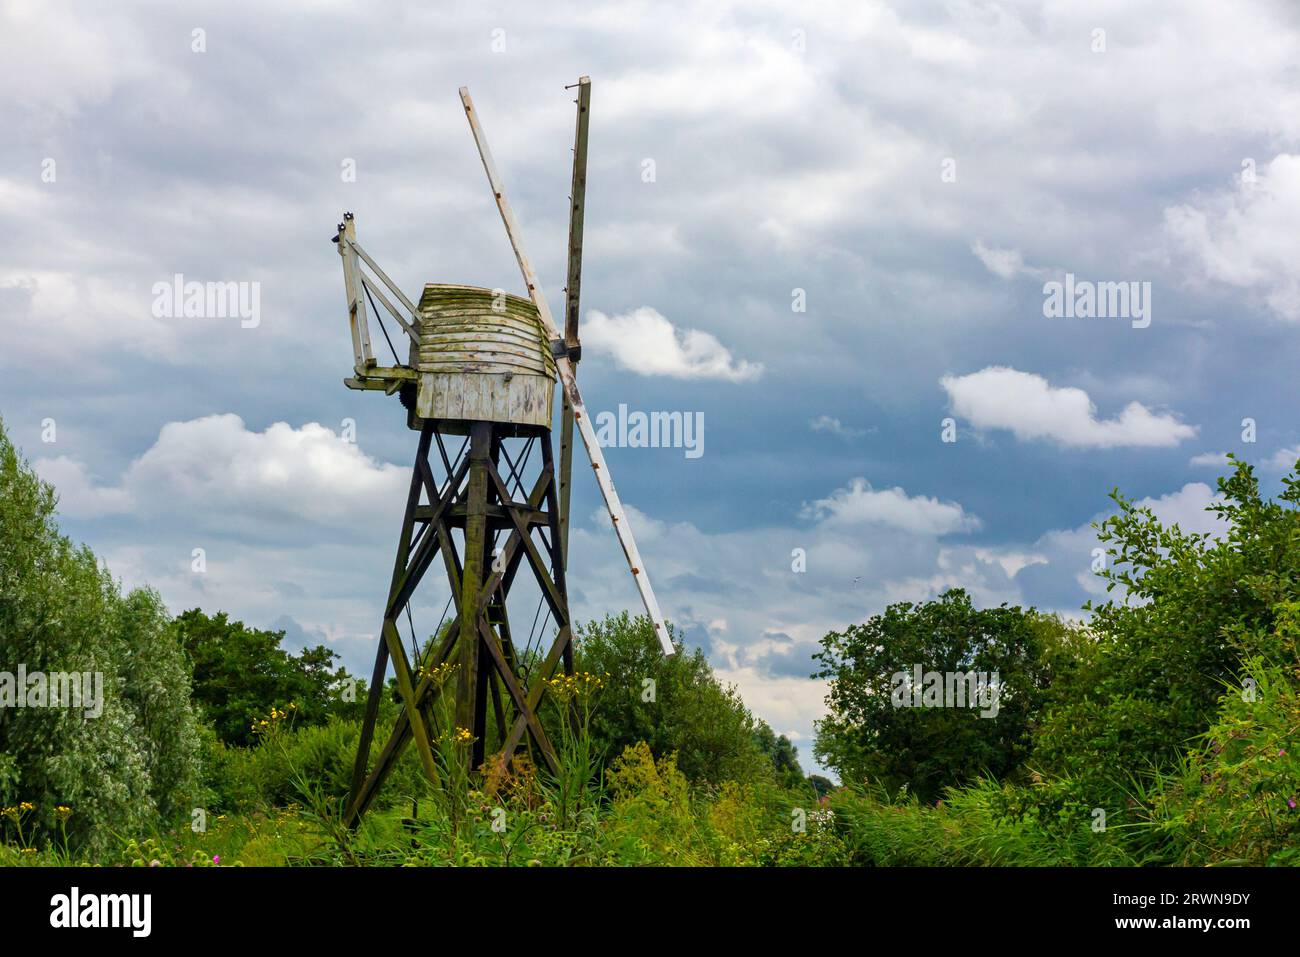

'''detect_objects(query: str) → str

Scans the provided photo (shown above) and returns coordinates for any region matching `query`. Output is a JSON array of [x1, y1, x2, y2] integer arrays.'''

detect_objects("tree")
[[0, 420, 201, 853], [752, 720, 805, 788], [175, 609, 357, 747], [1032, 456, 1300, 798], [570, 612, 773, 785], [812, 589, 1065, 802]]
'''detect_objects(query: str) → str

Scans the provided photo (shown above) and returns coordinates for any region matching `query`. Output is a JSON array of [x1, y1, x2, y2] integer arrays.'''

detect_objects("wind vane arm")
[[332, 212, 422, 383], [458, 85, 675, 656]]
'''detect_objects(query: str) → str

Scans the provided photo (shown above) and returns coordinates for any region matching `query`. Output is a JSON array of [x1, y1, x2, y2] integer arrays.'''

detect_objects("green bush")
[[175, 608, 361, 747], [1147, 646, 1300, 865], [0, 420, 201, 854], [1033, 457, 1300, 809], [823, 778, 1141, 867], [570, 612, 777, 786], [211, 709, 425, 815]]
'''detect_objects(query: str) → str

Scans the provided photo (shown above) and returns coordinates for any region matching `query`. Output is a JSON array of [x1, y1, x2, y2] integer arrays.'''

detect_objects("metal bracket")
[[549, 338, 581, 361]]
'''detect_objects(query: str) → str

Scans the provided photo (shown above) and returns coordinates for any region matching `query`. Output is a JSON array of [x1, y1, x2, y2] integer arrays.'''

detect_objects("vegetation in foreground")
[[1, 416, 1297, 866]]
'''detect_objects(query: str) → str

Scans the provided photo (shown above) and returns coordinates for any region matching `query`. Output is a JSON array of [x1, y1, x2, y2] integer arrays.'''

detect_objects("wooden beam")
[[430, 502, 547, 525], [382, 618, 439, 784], [346, 238, 422, 320], [496, 624, 573, 760], [343, 364, 418, 392], [347, 424, 432, 807], [541, 437, 575, 676], [559, 76, 590, 568], [338, 214, 374, 368], [455, 423, 492, 736], [564, 76, 590, 351], [386, 456, 469, 617], [478, 619, 560, 775], [459, 85, 674, 656], [360, 273, 421, 344], [559, 393, 575, 564], [486, 462, 568, 627]]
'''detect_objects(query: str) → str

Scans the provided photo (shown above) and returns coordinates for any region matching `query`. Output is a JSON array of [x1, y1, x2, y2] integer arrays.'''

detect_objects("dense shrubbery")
[[1146, 651, 1300, 865], [813, 455, 1300, 866]]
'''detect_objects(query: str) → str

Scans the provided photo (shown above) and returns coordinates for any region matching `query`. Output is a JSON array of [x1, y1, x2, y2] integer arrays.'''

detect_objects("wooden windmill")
[[332, 79, 674, 826]]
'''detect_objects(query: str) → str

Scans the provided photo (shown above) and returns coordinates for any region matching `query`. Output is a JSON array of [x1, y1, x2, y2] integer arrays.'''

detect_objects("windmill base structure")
[[345, 389, 574, 826], [336, 79, 673, 826]]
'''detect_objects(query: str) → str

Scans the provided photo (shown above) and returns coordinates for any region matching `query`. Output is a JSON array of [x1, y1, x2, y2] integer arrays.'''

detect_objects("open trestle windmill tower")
[[333, 79, 673, 826]]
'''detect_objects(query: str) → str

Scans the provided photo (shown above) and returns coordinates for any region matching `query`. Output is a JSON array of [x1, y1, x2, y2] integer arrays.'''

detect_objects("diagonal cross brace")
[[344, 466, 565, 825]]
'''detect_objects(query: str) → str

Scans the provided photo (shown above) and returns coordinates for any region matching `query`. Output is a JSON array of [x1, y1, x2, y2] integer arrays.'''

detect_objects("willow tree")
[[0, 420, 201, 854]]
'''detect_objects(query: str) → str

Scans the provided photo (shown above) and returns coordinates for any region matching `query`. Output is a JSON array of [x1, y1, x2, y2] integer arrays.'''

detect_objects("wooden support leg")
[[348, 638, 390, 806], [456, 423, 491, 754], [383, 618, 439, 784], [542, 437, 575, 677], [347, 424, 432, 811], [347, 422, 579, 821]]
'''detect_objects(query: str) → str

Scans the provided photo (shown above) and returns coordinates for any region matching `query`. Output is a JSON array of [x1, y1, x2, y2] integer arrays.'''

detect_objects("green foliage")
[[0, 419, 201, 854], [1034, 456, 1300, 806], [175, 608, 359, 747], [821, 778, 1143, 867], [571, 612, 776, 785], [812, 589, 1067, 801], [209, 705, 423, 816], [537, 668, 607, 828], [815, 455, 1300, 867], [600, 741, 700, 862], [116, 589, 204, 821], [9, 429, 1300, 868], [1146, 648, 1300, 865], [223, 716, 359, 810], [752, 719, 805, 789]]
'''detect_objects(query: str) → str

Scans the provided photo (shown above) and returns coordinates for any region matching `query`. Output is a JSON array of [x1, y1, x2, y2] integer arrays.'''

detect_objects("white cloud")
[[34, 414, 408, 529], [809, 415, 865, 439], [1265, 445, 1300, 471], [1189, 451, 1231, 467], [1015, 481, 1226, 600], [0, 0, 157, 115], [972, 547, 1048, 578], [31, 455, 134, 518], [971, 240, 1031, 280], [0, 271, 185, 365], [802, 478, 979, 536], [583, 307, 762, 382], [713, 667, 827, 743], [941, 367, 1197, 448], [1139, 482, 1225, 536], [1165, 154, 1300, 320]]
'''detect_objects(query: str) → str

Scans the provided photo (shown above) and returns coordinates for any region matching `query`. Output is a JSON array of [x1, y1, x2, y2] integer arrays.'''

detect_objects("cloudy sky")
[[5, 0, 1300, 772]]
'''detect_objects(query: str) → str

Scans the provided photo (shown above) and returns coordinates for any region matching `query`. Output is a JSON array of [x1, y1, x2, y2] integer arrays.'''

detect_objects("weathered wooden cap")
[[416, 283, 557, 380]]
